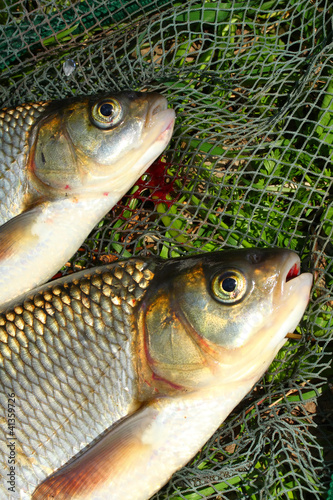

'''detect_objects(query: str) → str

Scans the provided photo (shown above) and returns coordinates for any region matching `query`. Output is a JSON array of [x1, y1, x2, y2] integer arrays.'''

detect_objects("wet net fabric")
[[0, 1, 332, 498]]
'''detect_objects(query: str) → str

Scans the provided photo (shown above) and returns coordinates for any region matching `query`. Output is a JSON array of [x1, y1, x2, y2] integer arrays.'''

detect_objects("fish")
[[0, 91, 175, 309], [0, 247, 312, 499]]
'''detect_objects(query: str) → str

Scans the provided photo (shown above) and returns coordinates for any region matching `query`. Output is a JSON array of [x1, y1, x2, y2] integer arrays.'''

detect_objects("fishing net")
[[1, 0, 332, 498]]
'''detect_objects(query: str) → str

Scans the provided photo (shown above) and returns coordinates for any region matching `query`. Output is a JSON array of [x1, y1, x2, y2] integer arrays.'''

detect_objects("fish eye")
[[211, 269, 247, 304], [91, 99, 123, 129], [100, 103, 114, 117]]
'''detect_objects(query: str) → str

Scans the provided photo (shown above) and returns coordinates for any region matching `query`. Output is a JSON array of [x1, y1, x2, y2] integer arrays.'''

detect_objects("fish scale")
[[0, 103, 47, 224], [0, 258, 156, 497]]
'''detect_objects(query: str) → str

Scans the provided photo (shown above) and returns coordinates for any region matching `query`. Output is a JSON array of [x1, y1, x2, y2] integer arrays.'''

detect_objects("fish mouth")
[[145, 96, 176, 138], [282, 253, 301, 286], [148, 97, 168, 119], [128, 95, 175, 179], [270, 253, 313, 348], [286, 259, 301, 282], [281, 253, 312, 297]]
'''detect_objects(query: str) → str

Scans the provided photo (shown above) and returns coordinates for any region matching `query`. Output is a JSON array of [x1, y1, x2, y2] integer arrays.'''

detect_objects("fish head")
[[139, 248, 313, 394], [30, 91, 175, 198]]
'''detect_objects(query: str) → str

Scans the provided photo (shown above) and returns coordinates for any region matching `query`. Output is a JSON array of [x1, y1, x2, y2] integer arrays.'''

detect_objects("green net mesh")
[[1, 0, 332, 498]]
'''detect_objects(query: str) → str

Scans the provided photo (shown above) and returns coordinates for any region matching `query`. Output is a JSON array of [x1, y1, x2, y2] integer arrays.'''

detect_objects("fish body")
[[0, 92, 175, 309], [0, 248, 312, 499]]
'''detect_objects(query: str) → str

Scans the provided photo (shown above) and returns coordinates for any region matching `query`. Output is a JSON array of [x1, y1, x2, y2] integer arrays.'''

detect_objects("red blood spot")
[[103, 192, 109, 196], [140, 158, 179, 207], [65, 185, 70, 190], [51, 272, 62, 280], [113, 156, 184, 221]]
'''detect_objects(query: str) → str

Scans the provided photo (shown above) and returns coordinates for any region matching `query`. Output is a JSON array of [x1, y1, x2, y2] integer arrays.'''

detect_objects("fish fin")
[[0, 197, 117, 310], [32, 403, 161, 500], [0, 207, 41, 259]]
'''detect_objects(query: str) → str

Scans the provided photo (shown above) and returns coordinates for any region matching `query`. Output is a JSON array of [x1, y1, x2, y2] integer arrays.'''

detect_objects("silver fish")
[[0, 92, 175, 309], [0, 248, 312, 499]]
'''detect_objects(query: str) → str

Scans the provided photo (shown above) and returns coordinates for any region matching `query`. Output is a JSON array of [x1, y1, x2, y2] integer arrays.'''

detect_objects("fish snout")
[[148, 94, 168, 118], [276, 251, 313, 303], [145, 94, 176, 134]]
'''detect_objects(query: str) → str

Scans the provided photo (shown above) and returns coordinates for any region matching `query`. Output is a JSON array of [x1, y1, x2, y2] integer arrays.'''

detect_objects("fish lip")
[[264, 268, 313, 353], [150, 97, 168, 117], [146, 95, 168, 123], [281, 253, 313, 297], [147, 108, 176, 131], [282, 253, 301, 285], [145, 95, 175, 132], [155, 109, 176, 137], [282, 270, 313, 303], [269, 253, 313, 347], [125, 104, 175, 181], [142, 107, 175, 150]]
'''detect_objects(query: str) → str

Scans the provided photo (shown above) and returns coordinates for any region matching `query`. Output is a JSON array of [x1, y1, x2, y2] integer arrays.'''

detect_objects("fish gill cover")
[[0, 0, 332, 499]]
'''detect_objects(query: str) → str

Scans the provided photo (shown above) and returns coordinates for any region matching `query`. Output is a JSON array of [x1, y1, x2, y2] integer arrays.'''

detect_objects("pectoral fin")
[[0, 206, 48, 309], [0, 198, 110, 309], [0, 207, 40, 260], [32, 403, 162, 500], [31, 391, 227, 500]]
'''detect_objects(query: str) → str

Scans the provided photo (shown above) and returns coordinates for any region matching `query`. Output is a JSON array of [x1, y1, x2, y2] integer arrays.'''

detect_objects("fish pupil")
[[100, 103, 114, 117], [222, 277, 237, 292]]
